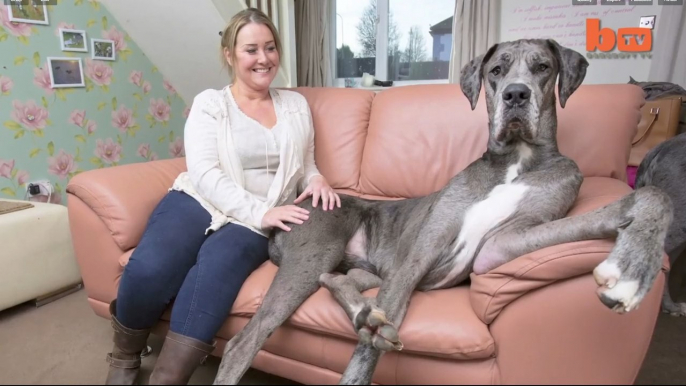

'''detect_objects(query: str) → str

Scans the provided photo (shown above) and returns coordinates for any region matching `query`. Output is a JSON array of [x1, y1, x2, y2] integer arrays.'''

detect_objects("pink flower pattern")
[[129, 70, 142, 86], [33, 65, 53, 95], [169, 137, 185, 158], [86, 120, 97, 134], [163, 80, 177, 95], [0, 11, 188, 203], [102, 25, 127, 52], [85, 59, 114, 86], [95, 138, 122, 165], [137, 143, 150, 159], [69, 109, 86, 127], [149, 98, 171, 122], [48, 150, 77, 179], [16, 170, 29, 186], [0, 75, 13, 94], [0, 159, 15, 179], [0, 5, 33, 37], [11, 100, 49, 131], [111, 105, 135, 133]]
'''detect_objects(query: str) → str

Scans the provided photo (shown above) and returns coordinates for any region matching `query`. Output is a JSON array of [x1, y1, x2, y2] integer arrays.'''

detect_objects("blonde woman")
[[104, 8, 340, 385]]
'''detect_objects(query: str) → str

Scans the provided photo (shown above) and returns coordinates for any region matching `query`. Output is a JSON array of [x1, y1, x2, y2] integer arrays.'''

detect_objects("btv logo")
[[586, 19, 652, 52]]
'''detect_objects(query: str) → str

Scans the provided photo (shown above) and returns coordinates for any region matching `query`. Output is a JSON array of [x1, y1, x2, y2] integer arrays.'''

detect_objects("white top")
[[227, 87, 289, 203], [170, 86, 322, 237]]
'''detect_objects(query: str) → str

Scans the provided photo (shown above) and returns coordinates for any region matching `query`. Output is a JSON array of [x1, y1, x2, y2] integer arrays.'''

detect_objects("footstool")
[[0, 199, 82, 312]]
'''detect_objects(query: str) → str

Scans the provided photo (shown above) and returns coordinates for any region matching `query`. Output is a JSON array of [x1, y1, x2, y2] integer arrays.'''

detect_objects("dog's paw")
[[594, 261, 641, 314], [354, 305, 403, 352]]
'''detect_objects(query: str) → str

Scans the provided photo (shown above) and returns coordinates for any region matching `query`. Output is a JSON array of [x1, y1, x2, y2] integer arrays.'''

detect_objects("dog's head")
[[460, 39, 589, 145]]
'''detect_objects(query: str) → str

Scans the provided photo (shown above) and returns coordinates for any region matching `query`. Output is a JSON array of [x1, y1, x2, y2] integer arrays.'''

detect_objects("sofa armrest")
[[469, 177, 670, 324], [66, 158, 187, 251], [490, 268, 665, 384]]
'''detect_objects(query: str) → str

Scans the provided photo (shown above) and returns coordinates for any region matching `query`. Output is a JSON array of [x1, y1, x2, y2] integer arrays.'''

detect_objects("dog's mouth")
[[497, 113, 533, 143]]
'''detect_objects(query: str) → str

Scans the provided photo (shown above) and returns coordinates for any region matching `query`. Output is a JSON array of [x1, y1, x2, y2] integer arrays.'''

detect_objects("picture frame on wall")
[[47, 57, 85, 88], [59, 28, 88, 52], [91, 38, 116, 61], [7, 2, 50, 25]]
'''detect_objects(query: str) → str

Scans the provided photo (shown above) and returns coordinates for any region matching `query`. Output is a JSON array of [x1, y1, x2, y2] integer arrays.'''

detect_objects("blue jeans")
[[115, 190, 269, 344]]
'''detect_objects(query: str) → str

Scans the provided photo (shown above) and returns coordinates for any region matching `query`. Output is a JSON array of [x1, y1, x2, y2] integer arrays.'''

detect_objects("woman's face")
[[226, 22, 280, 91]]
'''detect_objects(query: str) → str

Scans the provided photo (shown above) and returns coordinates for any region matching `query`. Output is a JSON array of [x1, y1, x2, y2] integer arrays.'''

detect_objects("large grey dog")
[[213, 39, 673, 385], [636, 132, 686, 316]]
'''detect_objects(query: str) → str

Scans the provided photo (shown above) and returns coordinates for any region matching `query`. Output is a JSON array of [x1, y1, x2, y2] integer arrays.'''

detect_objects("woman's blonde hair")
[[220, 8, 282, 79]]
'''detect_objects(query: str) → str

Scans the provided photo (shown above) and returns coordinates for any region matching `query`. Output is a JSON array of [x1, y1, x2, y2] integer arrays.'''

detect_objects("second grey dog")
[[213, 39, 673, 385], [636, 132, 686, 316]]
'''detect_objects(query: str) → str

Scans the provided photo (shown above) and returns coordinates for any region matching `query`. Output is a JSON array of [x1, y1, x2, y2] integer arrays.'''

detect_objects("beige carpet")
[[0, 288, 684, 385], [0, 290, 293, 385]]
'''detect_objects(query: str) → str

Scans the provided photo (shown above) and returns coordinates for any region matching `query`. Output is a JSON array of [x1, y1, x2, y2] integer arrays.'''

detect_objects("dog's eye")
[[490, 66, 501, 76], [537, 64, 549, 72]]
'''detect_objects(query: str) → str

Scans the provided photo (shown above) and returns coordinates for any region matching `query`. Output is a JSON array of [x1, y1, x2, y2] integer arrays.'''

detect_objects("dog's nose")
[[502, 83, 531, 107]]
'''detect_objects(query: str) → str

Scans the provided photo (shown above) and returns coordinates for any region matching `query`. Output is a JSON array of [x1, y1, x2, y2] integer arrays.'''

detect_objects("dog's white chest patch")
[[429, 182, 529, 290], [506, 143, 533, 183]]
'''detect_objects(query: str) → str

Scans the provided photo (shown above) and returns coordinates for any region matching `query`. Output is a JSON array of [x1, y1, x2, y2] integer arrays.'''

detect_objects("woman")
[[104, 8, 340, 385]]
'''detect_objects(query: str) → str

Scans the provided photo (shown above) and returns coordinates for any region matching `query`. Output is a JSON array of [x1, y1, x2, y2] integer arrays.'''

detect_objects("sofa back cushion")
[[357, 83, 644, 198], [293, 87, 375, 191]]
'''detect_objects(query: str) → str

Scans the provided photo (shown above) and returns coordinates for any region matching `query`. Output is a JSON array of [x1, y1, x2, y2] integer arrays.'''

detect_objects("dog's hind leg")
[[474, 186, 673, 314], [319, 269, 401, 350], [212, 245, 344, 385]]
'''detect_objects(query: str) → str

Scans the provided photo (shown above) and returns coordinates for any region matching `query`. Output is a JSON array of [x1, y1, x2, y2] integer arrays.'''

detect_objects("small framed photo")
[[91, 38, 116, 61], [639, 15, 656, 30], [59, 28, 88, 52], [47, 57, 85, 88], [7, 2, 49, 25]]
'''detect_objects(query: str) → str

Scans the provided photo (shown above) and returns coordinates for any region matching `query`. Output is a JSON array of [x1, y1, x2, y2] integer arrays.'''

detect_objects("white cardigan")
[[171, 86, 322, 237]]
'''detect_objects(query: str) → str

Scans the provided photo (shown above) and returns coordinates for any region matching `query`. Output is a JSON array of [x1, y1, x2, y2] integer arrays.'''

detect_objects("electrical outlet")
[[27, 179, 54, 197]]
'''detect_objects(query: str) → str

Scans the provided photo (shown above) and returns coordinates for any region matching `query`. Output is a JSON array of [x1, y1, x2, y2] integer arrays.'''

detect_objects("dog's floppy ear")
[[460, 43, 499, 110], [546, 39, 589, 108]]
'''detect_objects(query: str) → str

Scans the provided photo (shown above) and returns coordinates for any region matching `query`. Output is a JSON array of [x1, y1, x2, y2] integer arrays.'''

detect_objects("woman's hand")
[[294, 175, 341, 211], [261, 205, 310, 232]]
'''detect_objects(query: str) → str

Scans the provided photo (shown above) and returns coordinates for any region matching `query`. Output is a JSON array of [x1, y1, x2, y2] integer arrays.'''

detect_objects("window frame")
[[331, 0, 451, 88]]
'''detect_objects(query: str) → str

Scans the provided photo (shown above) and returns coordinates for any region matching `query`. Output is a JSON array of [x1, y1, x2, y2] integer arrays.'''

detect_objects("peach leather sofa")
[[66, 84, 668, 385]]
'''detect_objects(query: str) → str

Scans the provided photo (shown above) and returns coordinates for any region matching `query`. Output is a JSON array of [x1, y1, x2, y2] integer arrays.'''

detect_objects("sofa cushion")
[[293, 87, 376, 192], [203, 262, 495, 361], [358, 84, 644, 198]]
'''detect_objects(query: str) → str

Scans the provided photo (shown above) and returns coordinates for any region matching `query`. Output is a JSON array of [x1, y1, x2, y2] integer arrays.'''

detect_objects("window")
[[334, 0, 456, 86]]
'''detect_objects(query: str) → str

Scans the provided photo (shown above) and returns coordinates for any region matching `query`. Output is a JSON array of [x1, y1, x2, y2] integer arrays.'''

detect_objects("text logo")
[[586, 18, 652, 52]]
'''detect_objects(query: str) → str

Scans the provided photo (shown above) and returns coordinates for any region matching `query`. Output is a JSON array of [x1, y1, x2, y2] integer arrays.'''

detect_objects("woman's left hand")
[[294, 175, 341, 211]]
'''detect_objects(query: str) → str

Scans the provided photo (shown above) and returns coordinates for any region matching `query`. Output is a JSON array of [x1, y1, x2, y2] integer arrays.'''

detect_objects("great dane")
[[213, 38, 673, 385]]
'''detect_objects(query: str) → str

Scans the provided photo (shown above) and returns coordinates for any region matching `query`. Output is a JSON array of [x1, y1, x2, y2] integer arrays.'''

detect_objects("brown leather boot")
[[105, 300, 151, 385], [148, 331, 216, 385]]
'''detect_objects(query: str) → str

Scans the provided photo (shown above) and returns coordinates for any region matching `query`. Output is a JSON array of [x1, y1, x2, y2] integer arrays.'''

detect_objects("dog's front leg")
[[474, 186, 673, 314]]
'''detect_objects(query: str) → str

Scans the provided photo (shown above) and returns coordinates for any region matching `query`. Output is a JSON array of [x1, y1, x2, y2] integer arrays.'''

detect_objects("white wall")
[[98, 0, 297, 104], [499, 0, 665, 84]]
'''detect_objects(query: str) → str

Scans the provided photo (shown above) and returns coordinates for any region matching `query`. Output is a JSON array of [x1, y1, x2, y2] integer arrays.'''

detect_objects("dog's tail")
[[335, 255, 379, 276]]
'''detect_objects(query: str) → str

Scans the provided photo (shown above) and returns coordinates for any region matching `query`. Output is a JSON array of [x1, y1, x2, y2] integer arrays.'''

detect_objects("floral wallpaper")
[[0, 0, 190, 204]]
